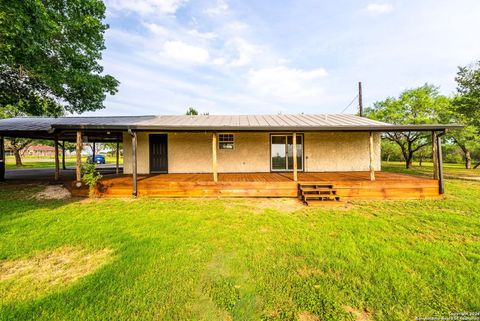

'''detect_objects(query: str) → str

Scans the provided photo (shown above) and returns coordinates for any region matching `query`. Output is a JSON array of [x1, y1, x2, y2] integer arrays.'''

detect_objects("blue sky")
[[90, 0, 480, 116]]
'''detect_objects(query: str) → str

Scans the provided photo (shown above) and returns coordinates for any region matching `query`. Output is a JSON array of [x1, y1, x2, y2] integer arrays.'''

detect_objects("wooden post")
[[76, 131, 82, 184], [369, 131, 375, 181], [0, 136, 5, 181], [292, 133, 298, 182], [62, 141, 66, 170], [54, 136, 60, 181], [432, 131, 438, 180], [437, 134, 444, 194], [132, 131, 138, 196], [212, 132, 218, 182], [92, 141, 96, 160], [358, 81, 363, 117], [116, 139, 120, 174]]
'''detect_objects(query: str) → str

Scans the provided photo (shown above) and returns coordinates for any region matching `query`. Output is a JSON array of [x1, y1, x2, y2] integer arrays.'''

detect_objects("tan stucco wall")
[[123, 131, 381, 174], [304, 132, 381, 172]]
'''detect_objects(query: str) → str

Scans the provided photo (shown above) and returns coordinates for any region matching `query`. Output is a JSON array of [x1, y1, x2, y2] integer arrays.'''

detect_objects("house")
[[0, 114, 462, 203], [24, 144, 56, 157]]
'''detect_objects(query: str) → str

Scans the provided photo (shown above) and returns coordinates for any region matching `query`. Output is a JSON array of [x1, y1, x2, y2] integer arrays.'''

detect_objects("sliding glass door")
[[271, 134, 303, 171]]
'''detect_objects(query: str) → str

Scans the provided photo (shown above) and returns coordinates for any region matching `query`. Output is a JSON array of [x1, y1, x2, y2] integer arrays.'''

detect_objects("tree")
[[452, 61, 480, 168], [365, 84, 448, 168], [0, 0, 119, 116], [186, 107, 198, 115], [6, 138, 31, 166], [454, 61, 480, 127]]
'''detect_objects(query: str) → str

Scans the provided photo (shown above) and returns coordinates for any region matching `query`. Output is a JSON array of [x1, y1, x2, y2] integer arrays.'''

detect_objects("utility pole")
[[358, 81, 363, 117]]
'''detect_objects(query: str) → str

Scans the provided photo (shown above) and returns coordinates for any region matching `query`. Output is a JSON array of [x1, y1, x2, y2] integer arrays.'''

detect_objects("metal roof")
[[0, 114, 463, 134]]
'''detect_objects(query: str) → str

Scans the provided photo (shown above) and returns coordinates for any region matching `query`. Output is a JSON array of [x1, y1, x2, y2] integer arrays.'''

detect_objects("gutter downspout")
[[437, 130, 446, 195], [128, 129, 137, 197]]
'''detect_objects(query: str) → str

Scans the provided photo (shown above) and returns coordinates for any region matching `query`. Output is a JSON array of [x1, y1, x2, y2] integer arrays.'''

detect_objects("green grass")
[[383, 161, 480, 178], [5, 156, 123, 169], [0, 179, 479, 320]]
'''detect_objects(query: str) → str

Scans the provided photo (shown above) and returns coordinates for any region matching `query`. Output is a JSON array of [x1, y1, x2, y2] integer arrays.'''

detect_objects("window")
[[219, 133, 234, 150]]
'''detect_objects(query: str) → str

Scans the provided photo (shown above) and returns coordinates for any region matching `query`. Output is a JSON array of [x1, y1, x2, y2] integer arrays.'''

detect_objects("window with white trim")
[[219, 133, 234, 150]]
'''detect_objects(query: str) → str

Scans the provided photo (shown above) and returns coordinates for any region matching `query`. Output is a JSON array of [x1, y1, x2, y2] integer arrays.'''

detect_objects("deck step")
[[298, 183, 342, 206]]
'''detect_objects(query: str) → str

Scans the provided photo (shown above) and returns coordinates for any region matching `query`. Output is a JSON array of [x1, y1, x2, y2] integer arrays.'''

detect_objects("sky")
[[89, 0, 480, 116]]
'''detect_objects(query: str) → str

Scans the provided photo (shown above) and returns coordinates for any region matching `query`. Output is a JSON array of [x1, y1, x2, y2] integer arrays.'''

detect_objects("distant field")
[[382, 161, 480, 179], [5, 156, 123, 169]]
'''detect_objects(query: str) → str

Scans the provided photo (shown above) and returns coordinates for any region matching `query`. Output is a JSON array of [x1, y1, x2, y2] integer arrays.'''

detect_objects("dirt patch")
[[0, 246, 114, 303], [299, 311, 321, 321], [344, 306, 372, 321], [34, 185, 71, 200], [297, 266, 321, 277]]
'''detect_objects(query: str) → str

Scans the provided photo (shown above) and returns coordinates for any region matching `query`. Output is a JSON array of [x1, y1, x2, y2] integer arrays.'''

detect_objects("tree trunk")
[[465, 151, 472, 169], [14, 149, 23, 166], [406, 152, 413, 169], [419, 156, 423, 167]]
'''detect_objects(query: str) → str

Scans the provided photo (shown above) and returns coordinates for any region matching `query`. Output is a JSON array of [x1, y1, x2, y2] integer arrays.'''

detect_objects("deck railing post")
[[54, 136, 60, 181], [292, 132, 298, 181], [212, 132, 218, 182], [131, 131, 138, 196], [76, 131, 82, 185], [432, 131, 438, 180], [0, 135, 5, 181], [369, 131, 375, 181], [437, 133, 444, 194]]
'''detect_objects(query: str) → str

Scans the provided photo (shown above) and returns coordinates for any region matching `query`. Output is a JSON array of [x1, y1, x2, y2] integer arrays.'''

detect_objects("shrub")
[[81, 163, 102, 196]]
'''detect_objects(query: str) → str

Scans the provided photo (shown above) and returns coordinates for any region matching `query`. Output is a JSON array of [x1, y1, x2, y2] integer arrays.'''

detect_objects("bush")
[[81, 163, 102, 196]]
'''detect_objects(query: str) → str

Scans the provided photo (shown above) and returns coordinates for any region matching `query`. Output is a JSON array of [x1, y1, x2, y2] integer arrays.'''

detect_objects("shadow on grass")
[[0, 183, 85, 219]]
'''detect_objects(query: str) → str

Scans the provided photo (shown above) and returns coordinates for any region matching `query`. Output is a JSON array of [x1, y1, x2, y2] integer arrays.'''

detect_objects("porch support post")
[[62, 141, 66, 170], [437, 133, 444, 194], [212, 132, 218, 182], [0, 135, 5, 181], [92, 141, 96, 160], [432, 131, 438, 180], [292, 132, 298, 182], [116, 138, 120, 174], [369, 131, 375, 181], [54, 136, 60, 181], [131, 131, 138, 196], [76, 131, 82, 184]]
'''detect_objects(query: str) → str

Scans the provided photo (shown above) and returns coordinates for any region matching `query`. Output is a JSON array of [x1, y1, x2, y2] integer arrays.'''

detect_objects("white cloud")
[[248, 66, 328, 101], [163, 41, 210, 63], [108, 0, 188, 15], [204, 0, 229, 16], [365, 3, 393, 15], [143, 22, 170, 36], [228, 38, 262, 66]]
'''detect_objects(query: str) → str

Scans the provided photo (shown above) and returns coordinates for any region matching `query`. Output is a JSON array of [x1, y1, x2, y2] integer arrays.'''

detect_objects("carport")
[[0, 117, 132, 182]]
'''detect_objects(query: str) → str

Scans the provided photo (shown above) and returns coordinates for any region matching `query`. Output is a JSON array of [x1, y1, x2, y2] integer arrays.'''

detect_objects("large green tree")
[[365, 84, 449, 168], [454, 61, 480, 127], [451, 61, 480, 168], [0, 0, 119, 116]]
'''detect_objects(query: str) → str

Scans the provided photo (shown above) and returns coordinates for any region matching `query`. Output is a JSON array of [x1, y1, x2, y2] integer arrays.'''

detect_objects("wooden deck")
[[68, 171, 442, 200]]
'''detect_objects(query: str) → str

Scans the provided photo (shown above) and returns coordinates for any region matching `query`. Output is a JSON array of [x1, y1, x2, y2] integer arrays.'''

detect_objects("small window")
[[219, 133, 234, 150]]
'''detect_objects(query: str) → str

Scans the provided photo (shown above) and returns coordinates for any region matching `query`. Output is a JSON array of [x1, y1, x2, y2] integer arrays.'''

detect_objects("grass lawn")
[[382, 161, 480, 179], [0, 179, 479, 320], [5, 156, 123, 169]]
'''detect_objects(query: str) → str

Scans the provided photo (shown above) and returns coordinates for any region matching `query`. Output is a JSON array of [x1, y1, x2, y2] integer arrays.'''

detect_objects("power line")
[[340, 94, 358, 114]]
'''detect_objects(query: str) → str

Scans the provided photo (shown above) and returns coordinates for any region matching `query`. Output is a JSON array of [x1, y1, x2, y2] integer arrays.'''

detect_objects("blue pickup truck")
[[87, 155, 106, 164]]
